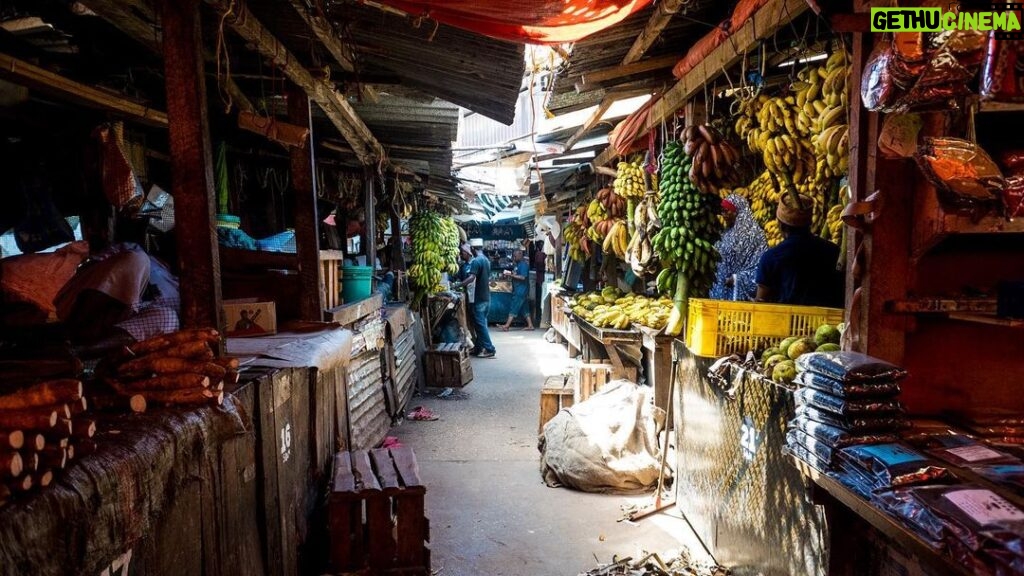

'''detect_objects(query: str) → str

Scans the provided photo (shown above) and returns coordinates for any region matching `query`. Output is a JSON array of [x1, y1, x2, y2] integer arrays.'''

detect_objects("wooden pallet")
[[424, 343, 473, 388], [574, 361, 612, 404], [539, 375, 574, 434], [329, 446, 430, 575]]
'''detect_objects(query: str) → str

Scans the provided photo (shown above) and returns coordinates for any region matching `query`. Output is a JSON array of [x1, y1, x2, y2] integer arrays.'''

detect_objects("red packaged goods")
[[1003, 174, 1024, 218], [980, 33, 1024, 103], [915, 137, 1005, 213]]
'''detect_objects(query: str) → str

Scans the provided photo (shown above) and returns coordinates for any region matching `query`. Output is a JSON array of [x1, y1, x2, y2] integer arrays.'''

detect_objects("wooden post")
[[364, 167, 377, 269], [162, 0, 222, 331], [288, 83, 324, 320], [389, 204, 405, 272]]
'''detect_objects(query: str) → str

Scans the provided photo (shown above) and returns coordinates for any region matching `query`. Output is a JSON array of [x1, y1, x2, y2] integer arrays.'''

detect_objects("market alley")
[[394, 330, 705, 576]]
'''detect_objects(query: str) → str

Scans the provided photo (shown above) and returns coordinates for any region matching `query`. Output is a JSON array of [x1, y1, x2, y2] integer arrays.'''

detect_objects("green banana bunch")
[[409, 210, 461, 301], [651, 142, 723, 335]]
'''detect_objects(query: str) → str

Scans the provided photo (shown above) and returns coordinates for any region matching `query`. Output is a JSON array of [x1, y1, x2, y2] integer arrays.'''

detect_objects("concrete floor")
[[392, 329, 711, 576]]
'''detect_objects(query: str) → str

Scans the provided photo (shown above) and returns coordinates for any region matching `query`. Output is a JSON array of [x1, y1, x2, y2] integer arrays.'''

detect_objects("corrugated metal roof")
[[547, 0, 730, 115], [326, 1, 525, 125]]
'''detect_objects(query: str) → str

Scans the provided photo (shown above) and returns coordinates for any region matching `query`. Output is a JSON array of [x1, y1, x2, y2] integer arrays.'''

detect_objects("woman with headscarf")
[[710, 196, 768, 301]]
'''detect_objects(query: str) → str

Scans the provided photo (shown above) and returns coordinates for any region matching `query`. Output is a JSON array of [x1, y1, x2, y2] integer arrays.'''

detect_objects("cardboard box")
[[223, 298, 277, 337]]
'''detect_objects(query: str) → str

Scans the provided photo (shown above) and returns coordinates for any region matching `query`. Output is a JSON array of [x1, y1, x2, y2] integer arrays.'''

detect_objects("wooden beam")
[[576, 54, 679, 93], [288, 83, 324, 320], [564, 99, 613, 151], [285, 0, 355, 72], [592, 0, 810, 166], [203, 0, 383, 165], [623, 0, 685, 65], [0, 52, 167, 127], [79, 0, 255, 114], [162, 0, 223, 331]]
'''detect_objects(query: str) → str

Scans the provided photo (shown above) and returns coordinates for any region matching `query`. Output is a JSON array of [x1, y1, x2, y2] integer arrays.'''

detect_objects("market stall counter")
[[550, 289, 581, 357], [0, 366, 331, 576]]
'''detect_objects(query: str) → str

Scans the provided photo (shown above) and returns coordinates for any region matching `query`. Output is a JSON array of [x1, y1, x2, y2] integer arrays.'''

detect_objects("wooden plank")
[[394, 494, 428, 568], [370, 448, 401, 491], [326, 292, 383, 325], [162, 0, 222, 331], [792, 457, 973, 576], [0, 52, 167, 127], [592, 0, 809, 166], [351, 450, 381, 491], [254, 372, 283, 573], [576, 54, 680, 92], [285, 0, 355, 72], [622, 0, 685, 65], [390, 446, 423, 489], [203, 0, 383, 165], [288, 84, 325, 320], [311, 367, 337, 485], [333, 451, 356, 493]]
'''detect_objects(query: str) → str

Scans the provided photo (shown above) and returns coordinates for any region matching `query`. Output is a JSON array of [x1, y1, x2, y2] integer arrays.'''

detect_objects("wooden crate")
[[423, 343, 472, 388], [329, 447, 430, 575], [539, 375, 575, 433], [574, 361, 612, 404]]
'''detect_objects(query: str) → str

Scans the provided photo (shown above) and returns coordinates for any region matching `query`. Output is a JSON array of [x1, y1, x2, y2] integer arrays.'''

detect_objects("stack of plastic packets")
[[785, 351, 910, 492]]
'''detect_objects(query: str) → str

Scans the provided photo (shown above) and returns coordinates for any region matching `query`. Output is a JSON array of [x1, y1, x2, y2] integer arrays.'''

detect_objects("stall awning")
[[365, 0, 653, 43]]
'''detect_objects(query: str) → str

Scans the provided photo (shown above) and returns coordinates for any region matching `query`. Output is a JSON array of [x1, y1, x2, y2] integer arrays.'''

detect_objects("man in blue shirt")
[[457, 245, 496, 358], [755, 193, 844, 308]]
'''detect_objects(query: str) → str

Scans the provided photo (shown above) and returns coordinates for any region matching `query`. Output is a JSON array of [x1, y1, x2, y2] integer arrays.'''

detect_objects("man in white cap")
[[755, 193, 843, 307], [456, 242, 496, 358]]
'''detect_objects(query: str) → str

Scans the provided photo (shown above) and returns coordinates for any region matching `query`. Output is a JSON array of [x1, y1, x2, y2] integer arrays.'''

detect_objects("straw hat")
[[776, 193, 814, 228]]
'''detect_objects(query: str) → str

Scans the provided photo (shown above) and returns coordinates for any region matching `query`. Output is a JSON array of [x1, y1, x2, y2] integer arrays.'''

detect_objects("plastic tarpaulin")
[[364, 0, 653, 44]]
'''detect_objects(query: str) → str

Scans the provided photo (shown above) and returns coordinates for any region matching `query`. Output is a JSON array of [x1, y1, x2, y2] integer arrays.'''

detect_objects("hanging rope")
[[215, 0, 237, 114]]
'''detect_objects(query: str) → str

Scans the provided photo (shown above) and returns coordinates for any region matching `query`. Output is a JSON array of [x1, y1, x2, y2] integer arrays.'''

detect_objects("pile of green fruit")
[[408, 210, 460, 303], [652, 141, 722, 335], [760, 323, 841, 384]]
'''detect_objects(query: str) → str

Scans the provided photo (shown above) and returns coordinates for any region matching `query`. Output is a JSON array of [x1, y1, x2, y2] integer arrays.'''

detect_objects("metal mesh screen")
[[673, 341, 828, 575]]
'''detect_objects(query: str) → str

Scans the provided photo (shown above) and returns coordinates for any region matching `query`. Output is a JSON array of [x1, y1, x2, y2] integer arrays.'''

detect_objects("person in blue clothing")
[[755, 193, 844, 307], [456, 245, 496, 358], [500, 249, 535, 331]]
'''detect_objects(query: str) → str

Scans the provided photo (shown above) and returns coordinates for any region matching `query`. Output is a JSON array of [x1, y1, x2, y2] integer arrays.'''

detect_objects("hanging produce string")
[[528, 53, 546, 198], [215, 0, 236, 114]]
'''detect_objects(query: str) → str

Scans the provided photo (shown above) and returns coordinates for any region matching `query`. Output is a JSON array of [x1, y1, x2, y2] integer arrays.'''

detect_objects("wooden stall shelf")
[[423, 344, 472, 389], [320, 250, 345, 310], [329, 447, 429, 575], [539, 375, 574, 433], [573, 361, 612, 405], [576, 318, 640, 382]]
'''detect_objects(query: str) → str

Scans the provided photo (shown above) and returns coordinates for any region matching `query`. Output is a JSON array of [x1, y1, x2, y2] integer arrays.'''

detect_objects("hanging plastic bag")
[[981, 33, 1024, 103], [915, 137, 1005, 213], [878, 114, 923, 159], [93, 122, 143, 211]]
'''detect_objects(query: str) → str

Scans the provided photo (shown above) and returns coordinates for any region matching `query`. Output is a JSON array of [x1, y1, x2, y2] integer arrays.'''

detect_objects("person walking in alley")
[[500, 249, 534, 331], [457, 245, 496, 358]]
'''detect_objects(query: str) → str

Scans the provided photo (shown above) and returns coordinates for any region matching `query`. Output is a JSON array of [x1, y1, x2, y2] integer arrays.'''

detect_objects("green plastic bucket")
[[341, 265, 374, 303]]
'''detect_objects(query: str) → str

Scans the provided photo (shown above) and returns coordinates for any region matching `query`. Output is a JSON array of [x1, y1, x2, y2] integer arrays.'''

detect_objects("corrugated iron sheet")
[[346, 348, 389, 450], [327, 1, 525, 125], [393, 330, 418, 414]]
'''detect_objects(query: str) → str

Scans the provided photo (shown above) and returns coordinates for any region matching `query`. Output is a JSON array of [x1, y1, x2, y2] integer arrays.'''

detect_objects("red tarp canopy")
[[364, 0, 653, 44]]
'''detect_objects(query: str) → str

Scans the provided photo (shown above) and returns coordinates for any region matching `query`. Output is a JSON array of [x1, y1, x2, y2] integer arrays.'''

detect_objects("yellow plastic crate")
[[685, 298, 844, 357]]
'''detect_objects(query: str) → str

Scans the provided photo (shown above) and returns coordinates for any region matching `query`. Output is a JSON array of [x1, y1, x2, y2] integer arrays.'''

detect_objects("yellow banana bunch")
[[825, 204, 844, 245], [613, 159, 647, 200], [601, 220, 631, 260], [567, 291, 673, 331]]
